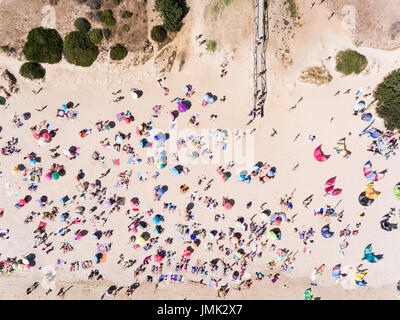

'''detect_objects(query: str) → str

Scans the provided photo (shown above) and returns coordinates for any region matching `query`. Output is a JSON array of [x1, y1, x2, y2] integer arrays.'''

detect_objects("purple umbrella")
[[178, 103, 188, 113]]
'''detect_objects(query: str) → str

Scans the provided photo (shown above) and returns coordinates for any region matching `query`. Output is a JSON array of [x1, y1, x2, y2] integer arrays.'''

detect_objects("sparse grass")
[[284, 0, 297, 19], [206, 40, 217, 52], [211, 3, 220, 16], [336, 49, 368, 75]]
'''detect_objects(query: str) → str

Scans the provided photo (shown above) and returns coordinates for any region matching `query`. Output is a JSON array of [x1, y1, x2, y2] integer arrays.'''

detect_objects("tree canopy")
[[22, 27, 63, 64], [63, 31, 99, 67], [375, 69, 400, 130], [20, 62, 46, 80], [154, 0, 184, 32]]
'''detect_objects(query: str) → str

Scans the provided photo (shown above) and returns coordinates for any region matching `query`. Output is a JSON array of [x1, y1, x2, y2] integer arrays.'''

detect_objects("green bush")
[[100, 10, 116, 26], [154, 0, 184, 32], [113, 0, 122, 4], [22, 27, 63, 64], [374, 69, 400, 130], [151, 25, 167, 42], [19, 62, 46, 79], [63, 31, 99, 67], [102, 28, 112, 40], [206, 40, 217, 52], [74, 17, 92, 33], [110, 44, 128, 60], [336, 49, 368, 75], [88, 28, 103, 44], [120, 10, 133, 18]]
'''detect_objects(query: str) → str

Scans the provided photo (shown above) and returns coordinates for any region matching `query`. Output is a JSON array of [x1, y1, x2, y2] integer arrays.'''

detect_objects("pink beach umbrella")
[[178, 103, 188, 113], [45, 172, 52, 180]]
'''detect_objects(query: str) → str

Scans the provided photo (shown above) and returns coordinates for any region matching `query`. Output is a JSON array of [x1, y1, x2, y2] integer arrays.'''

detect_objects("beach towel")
[[113, 159, 120, 166], [116, 112, 125, 122]]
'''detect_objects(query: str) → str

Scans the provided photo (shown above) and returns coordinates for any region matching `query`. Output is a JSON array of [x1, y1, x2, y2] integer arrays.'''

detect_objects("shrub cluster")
[[154, 0, 184, 32], [100, 10, 116, 26], [63, 31, 99, 67], [336, 49, 368, 75], [151, 25, 167, 43], [88, 29, 103, 44], [375, 69, 400, 130], [22, 27, 63, 64], [19, 62, 46, 79], [110, 44, 128, 60], [74, 17, 92, 33]]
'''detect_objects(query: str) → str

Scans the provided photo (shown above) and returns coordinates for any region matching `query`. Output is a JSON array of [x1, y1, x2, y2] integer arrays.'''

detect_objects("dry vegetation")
[[299, 65, 332, 85]]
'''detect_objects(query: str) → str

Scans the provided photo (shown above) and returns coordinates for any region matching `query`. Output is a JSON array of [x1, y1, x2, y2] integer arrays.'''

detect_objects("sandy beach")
[[0, 0, 400, 300]]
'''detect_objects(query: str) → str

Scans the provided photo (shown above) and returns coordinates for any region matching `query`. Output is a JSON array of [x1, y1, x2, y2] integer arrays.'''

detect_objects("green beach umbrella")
[[51, 172, 60, 180], [394, 184, 400, 200]]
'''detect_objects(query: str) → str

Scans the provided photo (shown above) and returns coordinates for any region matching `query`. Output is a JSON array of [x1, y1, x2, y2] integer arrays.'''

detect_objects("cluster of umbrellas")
[[32, 129, 53, 144]]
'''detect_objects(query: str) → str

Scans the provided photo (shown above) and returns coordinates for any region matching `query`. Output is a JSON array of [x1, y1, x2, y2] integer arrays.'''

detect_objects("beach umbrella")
[[267, 229, 280, 240], [223, 202, 233, 210], [124, 117, 131, 124], [19, 199, 26, 205], [394, 184, 400, 200], [51, 172, 60, 180], [366, 170, 387, 182], [0, 96, 5, 105], [131, 89, 138, 99], [178, 102, 188, 113], [18, 164, 26, 171], [155, 255, 163, 263], [362, 244, 383, 263], [202, 93, 209, 101], [42, 132, 51, 141], [325, 177, 336, 187], [304, 289, 313, 300], [154, 225, 163, 234], [152, 215, 162, 224], [25, 264, 31, 270], [76, 206, 85, 213], [332, 264, 341, 280], [18, 263, 25, 270], [183, 250, 192, 257], [359, 192, 374, 206], [22, 258, 29, 265], [45, 172, 52, 180], [321, 224, 334, 238], [361, 113, 372, 121], [364, 183, 381, 199], [314, 145, 330, 162], [134, 236, 145, 246], [33, 132, 40, 140], [171, 167, 180, 177], [331, 188, 342, 196], [93, 231, 102, 240], [207, 96, 215, 104], [38, 138, 45, 146], [363, 161, 372, 173]]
